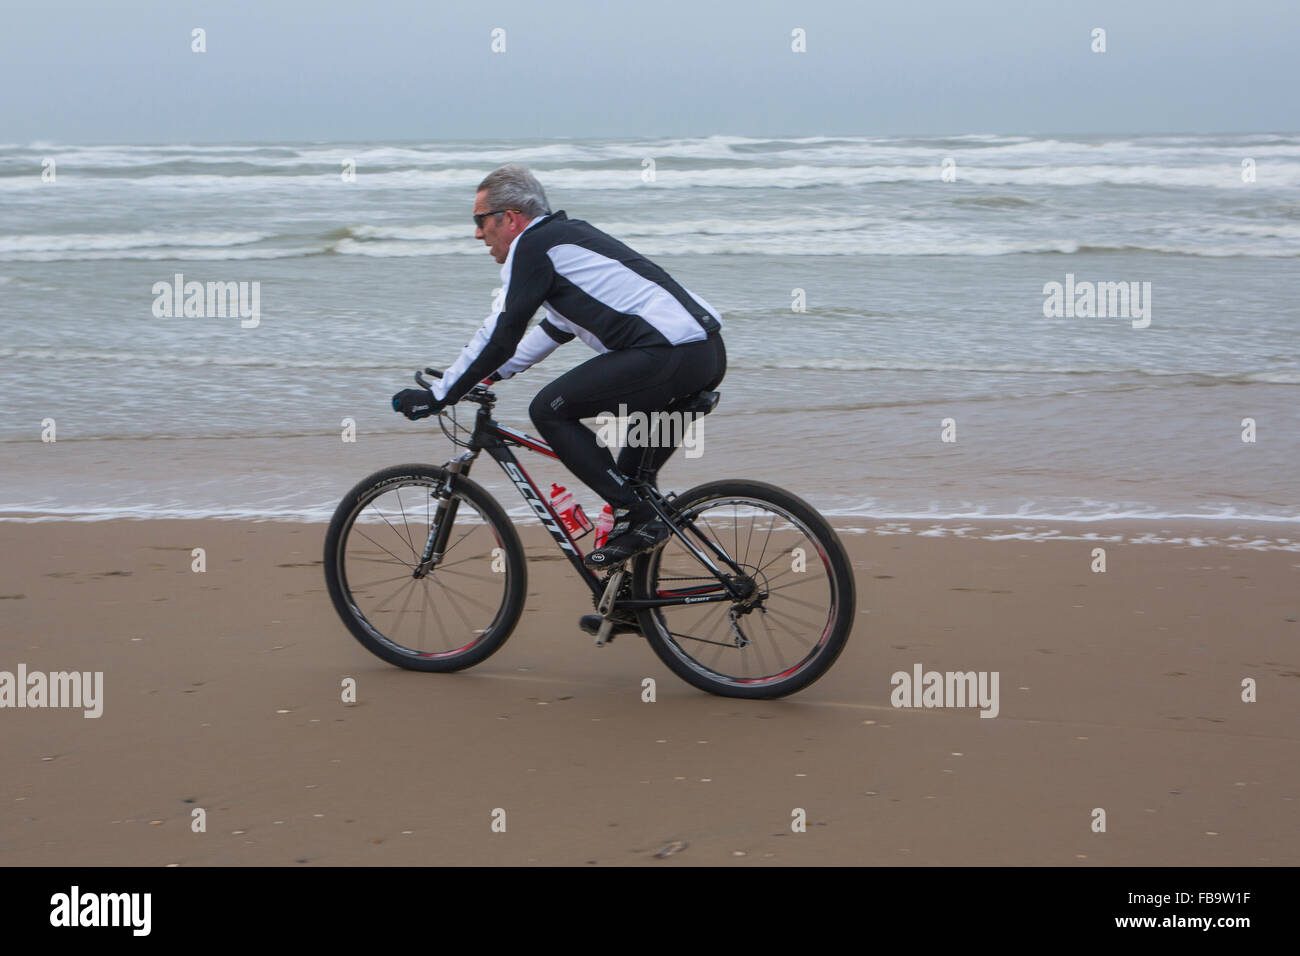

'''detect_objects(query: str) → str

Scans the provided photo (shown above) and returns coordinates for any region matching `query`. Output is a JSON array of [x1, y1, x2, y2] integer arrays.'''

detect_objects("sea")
[[1, 134, 1297, 544]]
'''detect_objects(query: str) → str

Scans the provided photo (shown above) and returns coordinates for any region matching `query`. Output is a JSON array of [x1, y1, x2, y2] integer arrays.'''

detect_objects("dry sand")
[[1, 518, 1296, 865]]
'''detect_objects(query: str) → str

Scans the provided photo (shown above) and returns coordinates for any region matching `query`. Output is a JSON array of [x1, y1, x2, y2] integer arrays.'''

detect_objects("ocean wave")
[[747, 360, 1300, 384], [6, 234, 1296, 261], [0, 347, 396, 371], [7, 161, 1300, 192], [0, 230, 268, 253], [331, 235, 1299, 259], [0, 245, 327, 262], [7, 134, 1299, 171]]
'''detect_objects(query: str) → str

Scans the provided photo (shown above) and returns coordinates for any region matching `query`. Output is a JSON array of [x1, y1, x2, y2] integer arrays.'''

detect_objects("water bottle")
[[593, 503, 615, 549], [549, 483, 594, 539]]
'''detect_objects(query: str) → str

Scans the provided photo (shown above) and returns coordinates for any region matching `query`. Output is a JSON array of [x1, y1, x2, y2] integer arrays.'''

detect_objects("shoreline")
[[4, 513, 1297, 552]]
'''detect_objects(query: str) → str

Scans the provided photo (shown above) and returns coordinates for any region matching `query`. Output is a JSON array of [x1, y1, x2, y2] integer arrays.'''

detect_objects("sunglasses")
[[473, 209, 518, 228]]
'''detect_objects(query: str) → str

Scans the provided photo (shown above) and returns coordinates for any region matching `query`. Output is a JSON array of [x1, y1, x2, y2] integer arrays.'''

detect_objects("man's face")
[[473, 189, 528, 264]]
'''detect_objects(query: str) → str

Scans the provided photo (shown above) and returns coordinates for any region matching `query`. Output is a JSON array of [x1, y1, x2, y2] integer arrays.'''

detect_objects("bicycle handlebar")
[[413, 367, 495, 406]]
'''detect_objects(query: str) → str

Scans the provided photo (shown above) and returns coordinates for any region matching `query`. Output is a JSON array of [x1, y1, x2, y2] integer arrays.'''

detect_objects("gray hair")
[[476, 164, 552, 219]]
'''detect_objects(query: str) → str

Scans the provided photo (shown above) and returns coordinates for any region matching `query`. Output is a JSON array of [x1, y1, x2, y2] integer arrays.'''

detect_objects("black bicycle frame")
[[435, 399, 751, 610]]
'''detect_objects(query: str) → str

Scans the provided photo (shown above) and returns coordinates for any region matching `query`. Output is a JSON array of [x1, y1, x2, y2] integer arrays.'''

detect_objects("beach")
[[3, 132, 1298, 867], [2, 517, 1295, 866]]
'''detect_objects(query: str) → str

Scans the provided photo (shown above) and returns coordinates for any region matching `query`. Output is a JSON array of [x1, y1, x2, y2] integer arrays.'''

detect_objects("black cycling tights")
[[529, 332, 727, 512]]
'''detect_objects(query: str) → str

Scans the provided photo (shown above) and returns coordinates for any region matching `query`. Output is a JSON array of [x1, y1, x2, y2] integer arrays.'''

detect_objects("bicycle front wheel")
[[323, 463, 526, 672], [632, 479, 855, 698]]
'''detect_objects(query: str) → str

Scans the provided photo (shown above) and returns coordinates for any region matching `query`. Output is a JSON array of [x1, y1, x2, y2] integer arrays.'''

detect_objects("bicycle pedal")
[[580, 612, 641, 644]]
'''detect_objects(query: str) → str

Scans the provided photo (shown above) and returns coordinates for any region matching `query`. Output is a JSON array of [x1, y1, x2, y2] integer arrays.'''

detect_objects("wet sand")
[[1, 518, 1296, 865]]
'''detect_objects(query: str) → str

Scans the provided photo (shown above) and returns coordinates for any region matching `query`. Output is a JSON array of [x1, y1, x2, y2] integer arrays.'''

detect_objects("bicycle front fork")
[[415, 452, 475, 577]]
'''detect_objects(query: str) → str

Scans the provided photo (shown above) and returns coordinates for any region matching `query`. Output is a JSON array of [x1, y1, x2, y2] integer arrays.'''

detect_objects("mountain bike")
[[323, 369, 855, 698]]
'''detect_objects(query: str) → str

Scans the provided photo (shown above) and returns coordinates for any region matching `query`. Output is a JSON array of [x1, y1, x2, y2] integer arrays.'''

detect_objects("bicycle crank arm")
[[594, 569, 626, 647]]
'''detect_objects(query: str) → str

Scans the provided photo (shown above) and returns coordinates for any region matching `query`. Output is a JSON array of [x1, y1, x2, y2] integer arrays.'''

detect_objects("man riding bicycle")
[[392, 164, 727, 595]]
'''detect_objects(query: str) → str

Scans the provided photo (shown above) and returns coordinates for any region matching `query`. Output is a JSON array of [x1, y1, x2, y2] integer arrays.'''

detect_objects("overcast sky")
[[2, 0, 1295, 143]]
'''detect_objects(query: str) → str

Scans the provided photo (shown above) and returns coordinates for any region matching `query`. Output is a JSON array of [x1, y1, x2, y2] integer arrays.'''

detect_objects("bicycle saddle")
[[671, 390, 720, 416]]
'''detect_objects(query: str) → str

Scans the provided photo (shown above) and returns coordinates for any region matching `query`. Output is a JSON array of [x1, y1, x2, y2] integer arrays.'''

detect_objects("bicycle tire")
[[323, 463, 527, 672], [631, 479, 855, 699]]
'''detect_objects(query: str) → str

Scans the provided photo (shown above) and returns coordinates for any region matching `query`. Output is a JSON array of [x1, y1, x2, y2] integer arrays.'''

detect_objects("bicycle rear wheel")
[[632, 480, 855, 698], [323, 463, 526, 671]]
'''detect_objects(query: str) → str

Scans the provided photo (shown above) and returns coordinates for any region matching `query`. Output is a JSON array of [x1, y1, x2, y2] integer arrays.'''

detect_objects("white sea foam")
[[0, 230, 268, 253], [0, 244, 326, 262], [4, 507, 1297, 555], [6, 160, 1299, 193]]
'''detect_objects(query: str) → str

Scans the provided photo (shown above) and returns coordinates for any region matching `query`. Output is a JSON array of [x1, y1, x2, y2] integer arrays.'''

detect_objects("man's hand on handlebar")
[[392, 387, 443, 420], [393, 368, 501, 420]]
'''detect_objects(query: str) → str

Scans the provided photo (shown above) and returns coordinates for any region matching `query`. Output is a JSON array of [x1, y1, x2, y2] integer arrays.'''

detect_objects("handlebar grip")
[[415, 367, 444, 390]]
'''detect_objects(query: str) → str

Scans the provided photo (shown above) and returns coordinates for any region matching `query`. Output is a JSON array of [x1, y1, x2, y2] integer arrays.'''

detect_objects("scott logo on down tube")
[[503, 462, 577, 555]]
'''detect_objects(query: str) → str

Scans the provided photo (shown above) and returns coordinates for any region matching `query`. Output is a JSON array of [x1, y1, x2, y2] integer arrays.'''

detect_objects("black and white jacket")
[[432, 211, 723, 404]]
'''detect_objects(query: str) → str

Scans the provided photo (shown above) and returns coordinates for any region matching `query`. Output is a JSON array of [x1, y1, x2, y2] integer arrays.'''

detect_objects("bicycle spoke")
[[430, 574, 477, 630], [433, 565, 503, 586], [755, 546, 797, 576], [350, 571, 417, 591], [762, 599, 823, 627], [371, 504, 419, 561], [754, 613, 769, 671], [732, 503, 739, 562], [768, 591, 833, 614], [766, 575, 830, 593], [352, 527, 414, 568], [761, 606, 821, 645], [666, 629, 742, 650], [433, 550, 490, 571], [393, 488, 418, 557], [753, 513, 778, 578], [430, 574, 497, 613], [420, 573, 432, 651], [390, 574, 420, 641], [665, 600, 728, 644], [430, 577, 452, 647], [438, 526, 479, 561], [371, 576, 418, 614], [350, 553, 408, 568], [762, 565, 825, 588], [743, 510, 756, 566], [757, 610, 789, 673]]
